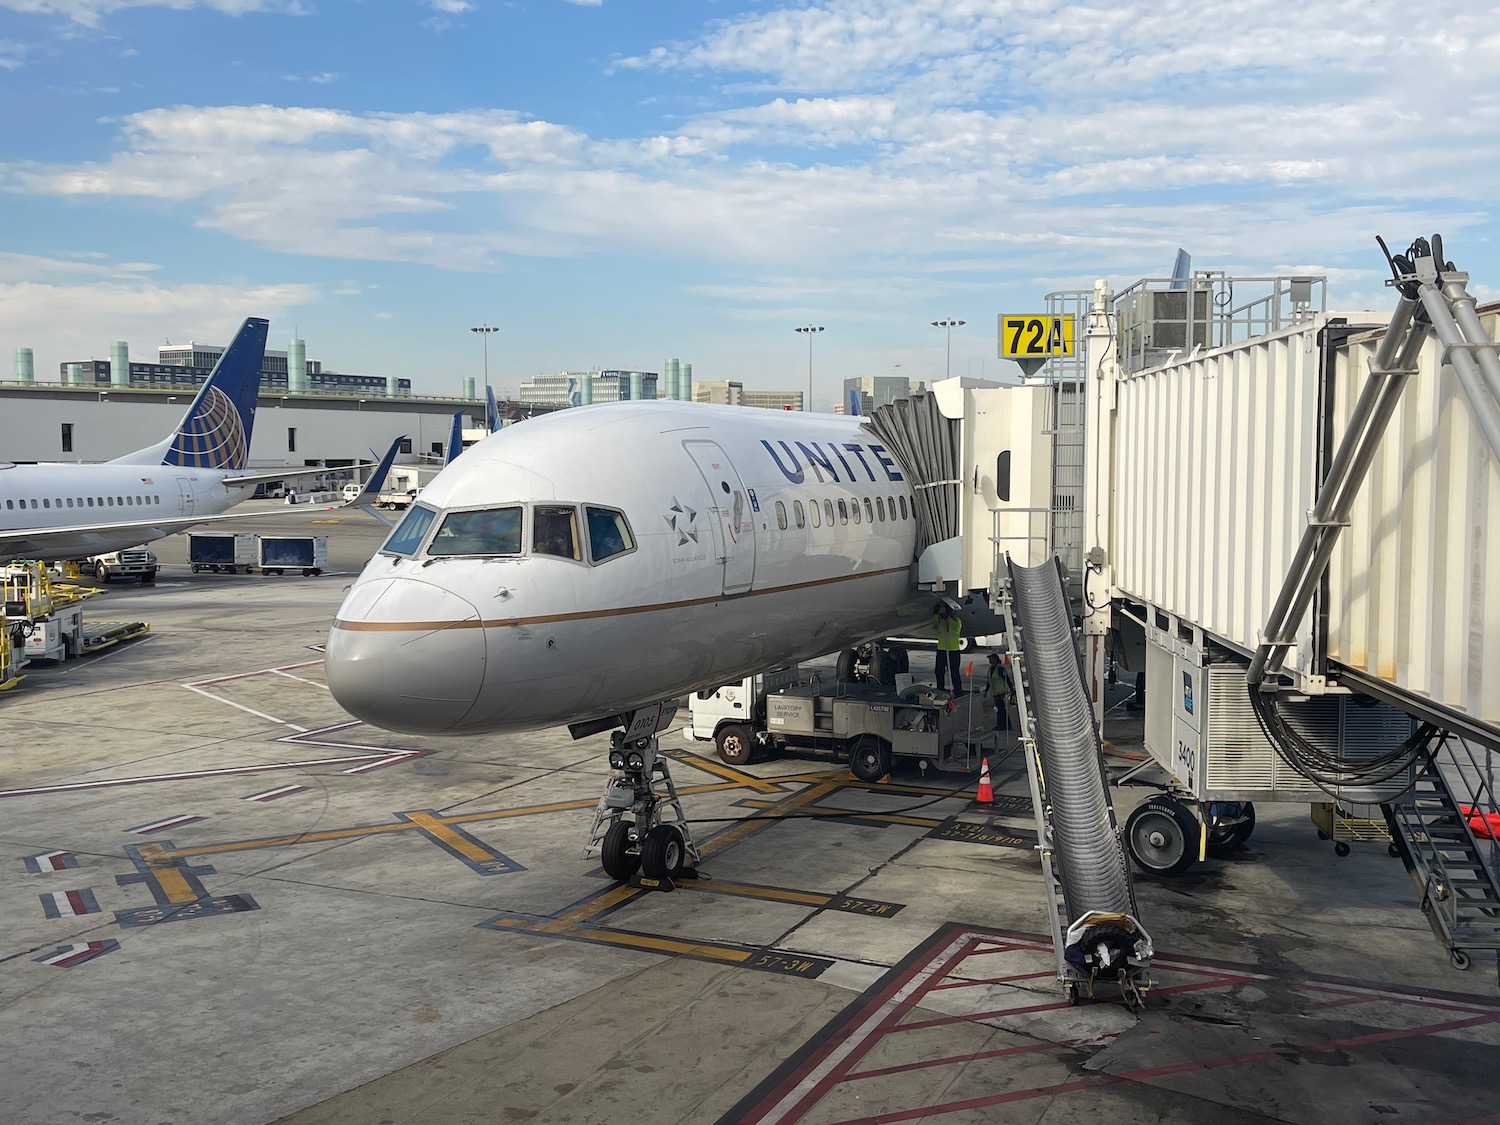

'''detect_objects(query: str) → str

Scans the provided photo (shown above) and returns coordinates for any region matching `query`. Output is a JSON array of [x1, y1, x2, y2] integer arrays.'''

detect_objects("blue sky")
[[1, 0, 1496, 406]]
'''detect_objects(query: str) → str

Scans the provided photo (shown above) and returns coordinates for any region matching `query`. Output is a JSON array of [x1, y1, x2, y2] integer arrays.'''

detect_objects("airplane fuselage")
[[0, 462, 242, 559], [325, 402, 931, 735]]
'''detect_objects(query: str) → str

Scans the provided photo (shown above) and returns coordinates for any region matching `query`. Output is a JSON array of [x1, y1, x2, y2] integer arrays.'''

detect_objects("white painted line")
[[270, 669, 329, 690], [182, 685, 309, 732]]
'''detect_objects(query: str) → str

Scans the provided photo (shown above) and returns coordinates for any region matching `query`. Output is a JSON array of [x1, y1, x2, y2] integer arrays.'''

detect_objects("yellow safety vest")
[[934, 614, 962, 652]]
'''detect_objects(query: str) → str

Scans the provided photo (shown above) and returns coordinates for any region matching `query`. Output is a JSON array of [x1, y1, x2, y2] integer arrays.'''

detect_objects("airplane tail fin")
[[846, 388, 862, 416], [485, 385, 500, 433], [111, 316, 269, 469], [344, 436, 406, 526], [446, 412, 464, 464]]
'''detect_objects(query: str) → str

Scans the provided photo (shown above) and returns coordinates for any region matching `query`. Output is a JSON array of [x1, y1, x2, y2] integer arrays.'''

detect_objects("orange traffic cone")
[[976, 757, 994, 805]]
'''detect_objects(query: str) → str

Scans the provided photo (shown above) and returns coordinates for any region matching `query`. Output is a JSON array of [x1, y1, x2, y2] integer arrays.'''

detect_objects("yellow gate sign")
[[999, 314, 1074, 359]]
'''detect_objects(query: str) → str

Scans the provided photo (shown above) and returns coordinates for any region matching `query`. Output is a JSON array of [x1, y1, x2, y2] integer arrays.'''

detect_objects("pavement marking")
[[114, 841, 259, 928], [34, 941, 119, 968], [243, 784, 309, 802], [23, 850, 78, 873], [720, 923, 1500, 1125], [126, 814, 205, 834], [39, 888, 100, 918]]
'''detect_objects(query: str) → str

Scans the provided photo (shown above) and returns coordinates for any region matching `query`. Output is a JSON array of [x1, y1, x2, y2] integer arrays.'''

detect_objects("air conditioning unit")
[[1117, 287, 1214, 369]]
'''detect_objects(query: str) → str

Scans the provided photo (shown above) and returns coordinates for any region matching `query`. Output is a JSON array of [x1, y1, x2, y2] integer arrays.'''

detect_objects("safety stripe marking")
[[34, 940, 119, 968], [23, 850, 78, 873], [39, 888, 100, 918], [242, 785, 308, 802]]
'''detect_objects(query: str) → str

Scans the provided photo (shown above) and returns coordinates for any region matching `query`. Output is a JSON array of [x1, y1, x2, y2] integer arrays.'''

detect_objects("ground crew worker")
[[984, 652, 1015, 730], [932, 603, 963, 693]]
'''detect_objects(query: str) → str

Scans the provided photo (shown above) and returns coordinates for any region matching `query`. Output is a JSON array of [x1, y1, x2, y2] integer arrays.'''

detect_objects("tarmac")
[[1, 506, 1496, 1125]]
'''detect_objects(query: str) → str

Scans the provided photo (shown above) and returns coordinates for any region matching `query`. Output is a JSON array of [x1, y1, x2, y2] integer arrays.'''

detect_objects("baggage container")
[[188, 533, 257, 574], [256, 535, 329, 576]]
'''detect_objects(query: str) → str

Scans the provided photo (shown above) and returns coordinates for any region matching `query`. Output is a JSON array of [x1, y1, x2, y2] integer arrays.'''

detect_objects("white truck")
[[376, 487, 420, 510], [87, 547, 158, 585]]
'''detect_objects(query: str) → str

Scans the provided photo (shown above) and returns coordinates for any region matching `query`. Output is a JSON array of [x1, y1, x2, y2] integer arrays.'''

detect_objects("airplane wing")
[[0, 437, 409, 561], [218, 465, 361, 489]]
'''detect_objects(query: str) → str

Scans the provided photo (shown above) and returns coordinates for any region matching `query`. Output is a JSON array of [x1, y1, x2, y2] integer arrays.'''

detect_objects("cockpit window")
[[533, 505, 581, 560], [382, 503, 437, 556], [586, 506, 634, 563], [428, 507, 523, 556]]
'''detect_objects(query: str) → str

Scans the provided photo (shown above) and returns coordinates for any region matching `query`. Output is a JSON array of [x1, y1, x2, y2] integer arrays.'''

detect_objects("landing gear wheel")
[[836, 648, 858, 683], [1451, 949, 1472, 971], [1334, 841, 1351, 858], [1126, 796, 1199, 876], [715, 724, 755, 767], [1206, 802, 1256, 859], [600, 821, 640, 882], [849, 735, 892, 782], [640, 825, 685, 880]]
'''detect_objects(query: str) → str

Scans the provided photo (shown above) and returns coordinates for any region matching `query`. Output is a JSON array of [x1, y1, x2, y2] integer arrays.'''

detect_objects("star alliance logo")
[[664, 497, 699, 547]]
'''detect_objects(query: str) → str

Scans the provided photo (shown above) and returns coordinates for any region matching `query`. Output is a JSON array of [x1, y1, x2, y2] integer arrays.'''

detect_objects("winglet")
[[344, 435, 405, 523], [446, 412, 464, 465], [486, 385, 501, 433]]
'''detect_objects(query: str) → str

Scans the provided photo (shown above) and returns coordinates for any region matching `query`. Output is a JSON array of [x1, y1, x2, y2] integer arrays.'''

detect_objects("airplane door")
[[175, 477, 195, 516], [683, 441, 756, 595]]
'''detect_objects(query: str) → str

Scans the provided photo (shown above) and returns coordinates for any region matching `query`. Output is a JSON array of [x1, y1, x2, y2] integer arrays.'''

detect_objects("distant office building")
[[742, 389, 805, 411], [519, 369, 658, 406], [60, 355, 408, 396], [693, 380, 744, 406], [843, 375, 910, 415], [158, 342, 324, 378]]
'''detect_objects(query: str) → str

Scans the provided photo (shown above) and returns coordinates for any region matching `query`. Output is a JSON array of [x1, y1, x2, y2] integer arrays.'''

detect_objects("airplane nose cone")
[[325, 576, 487, 733]]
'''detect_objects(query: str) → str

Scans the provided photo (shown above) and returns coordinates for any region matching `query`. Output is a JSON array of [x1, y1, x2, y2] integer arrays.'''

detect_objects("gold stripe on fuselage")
[[330, 563, 912, 633]]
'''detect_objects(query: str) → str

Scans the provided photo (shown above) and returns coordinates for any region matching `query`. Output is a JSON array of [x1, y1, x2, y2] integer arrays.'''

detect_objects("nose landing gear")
[[587, 703, 703, 890]]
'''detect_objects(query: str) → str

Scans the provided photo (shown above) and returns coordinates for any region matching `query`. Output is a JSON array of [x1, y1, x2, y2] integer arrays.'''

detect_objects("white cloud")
[[0, 252, 316, 372], [424, 0, 471, 13], [0, 0, 304, 28], [1, 0, 1497, 314]]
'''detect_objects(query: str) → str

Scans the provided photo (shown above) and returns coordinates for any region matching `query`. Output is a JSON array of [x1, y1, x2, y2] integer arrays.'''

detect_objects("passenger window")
[[87, 497, 95, 507], [533, 505, 581, 560], [586, 506, 634, 563], [837, 499, 848, 525], [793, 501, 805, 529], [824, 499, 834, 526], [863, 497, 874, 523], [810, 499, 821, 528], [851, 498, 862, 524], [382, 503, 438, 556], [775, 501, 787, 531], [876, 496, 886, 521], [43, 499, 50, 508], [67, 498, 74, 508], [899, 495, 909, 520], [430, 507, 524, 556], [106, 497, 113, 506]]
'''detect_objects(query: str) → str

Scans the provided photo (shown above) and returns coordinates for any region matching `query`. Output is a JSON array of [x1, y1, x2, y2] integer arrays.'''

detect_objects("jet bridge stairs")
[[998, 554, 1152, 1006]]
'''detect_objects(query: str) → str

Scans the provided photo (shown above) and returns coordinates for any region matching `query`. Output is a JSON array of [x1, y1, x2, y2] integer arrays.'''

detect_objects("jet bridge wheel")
[[600, 821, 641, 882], [1125, 796, 1199, 877], [715, 724, 756, 766]]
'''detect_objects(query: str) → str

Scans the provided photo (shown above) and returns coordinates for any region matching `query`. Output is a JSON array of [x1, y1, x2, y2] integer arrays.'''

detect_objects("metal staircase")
[[1384, 736, 1500, 975]]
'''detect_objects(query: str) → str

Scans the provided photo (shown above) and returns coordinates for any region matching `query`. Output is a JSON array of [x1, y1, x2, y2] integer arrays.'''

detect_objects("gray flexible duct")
[[1008, 557, 1138, 920]]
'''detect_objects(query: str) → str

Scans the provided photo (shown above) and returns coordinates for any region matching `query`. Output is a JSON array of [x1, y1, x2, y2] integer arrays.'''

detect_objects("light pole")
[[795, 325, 823, 411], [930, 318, 966, 380], [470, 324, 499, 398]]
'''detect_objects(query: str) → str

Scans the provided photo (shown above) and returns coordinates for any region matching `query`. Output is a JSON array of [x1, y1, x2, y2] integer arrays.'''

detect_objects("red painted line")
[[65, 890, 88, 914], [1292, 981, 1500, 1014], [891, 997, 1074, 1033], [1300, 995, 1369, 1012], [1150, 976, 1263, 999], [930, 969, 1057, 991], [828, 1075, 1113, 1125], [845, 1035, 1103, 1081]]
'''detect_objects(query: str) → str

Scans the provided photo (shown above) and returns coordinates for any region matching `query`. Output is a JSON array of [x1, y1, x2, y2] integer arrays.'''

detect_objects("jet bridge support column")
[[1081, 280, 1118, 728]]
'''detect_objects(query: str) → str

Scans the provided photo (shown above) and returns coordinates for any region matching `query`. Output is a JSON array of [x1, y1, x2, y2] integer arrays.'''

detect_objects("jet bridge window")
[[534, 505, 581, 561], [585, 507, 634, 563], [429, 507, 524, 557], [382, 503, 438, 557]]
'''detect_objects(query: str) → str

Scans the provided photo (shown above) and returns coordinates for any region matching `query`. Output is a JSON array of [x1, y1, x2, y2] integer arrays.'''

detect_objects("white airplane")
[[0, 317, 401, 562], [324, 401, 933, 736]]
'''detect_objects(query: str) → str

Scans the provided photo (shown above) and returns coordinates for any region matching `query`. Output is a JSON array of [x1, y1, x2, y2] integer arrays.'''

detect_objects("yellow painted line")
[[669, 754, 784, 794], [557, 883, 641, 925], [137, 843, 207, 904], [402, 810, 497, 863], [488, 915, 753, 963], [678, 880, 830, 907], [698, 780, 845, 859], [164, 821, 413, 859]]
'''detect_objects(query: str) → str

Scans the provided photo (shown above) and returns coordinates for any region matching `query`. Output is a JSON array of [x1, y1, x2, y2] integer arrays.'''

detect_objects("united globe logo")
[[166, 386, 248, 469]]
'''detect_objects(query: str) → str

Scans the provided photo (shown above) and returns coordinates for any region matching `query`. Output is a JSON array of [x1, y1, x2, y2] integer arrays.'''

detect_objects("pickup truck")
[[89, 547, 159, 585]]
